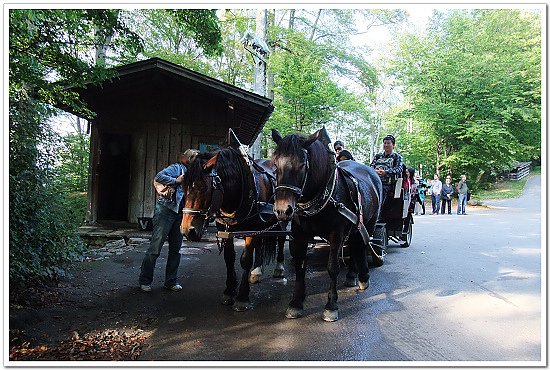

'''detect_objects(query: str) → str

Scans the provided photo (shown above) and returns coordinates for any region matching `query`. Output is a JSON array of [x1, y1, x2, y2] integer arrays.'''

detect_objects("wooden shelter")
[[62, 57, 274, 225]]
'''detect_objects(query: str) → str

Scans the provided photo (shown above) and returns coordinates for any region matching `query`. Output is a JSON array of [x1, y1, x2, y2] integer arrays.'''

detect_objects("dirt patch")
[[8, 236, 212, 361]]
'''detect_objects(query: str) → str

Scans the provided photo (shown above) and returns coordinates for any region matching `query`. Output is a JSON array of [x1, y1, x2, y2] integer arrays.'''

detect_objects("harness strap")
[[275, 184, 303, 196], [335, 170, 370, 245]]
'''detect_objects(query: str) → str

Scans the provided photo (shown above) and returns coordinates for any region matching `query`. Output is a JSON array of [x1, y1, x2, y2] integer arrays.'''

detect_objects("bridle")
[[274, 148, 309, 201], [181, 151, 254, 228], [181, 168, 223, 223], [274, 144, 338, 218]]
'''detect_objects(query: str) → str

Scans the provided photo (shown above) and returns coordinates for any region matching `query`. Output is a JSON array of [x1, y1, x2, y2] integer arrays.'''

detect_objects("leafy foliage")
[[388, 9, 541, 187], [9, 9, 224, 294]]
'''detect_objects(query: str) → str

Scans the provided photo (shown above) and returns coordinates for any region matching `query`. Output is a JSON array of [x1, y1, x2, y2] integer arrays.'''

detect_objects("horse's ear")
[[303, 130, 319, 149], [317, 126, 332, 147], [204, 154, 218, 171], [271, 129, 283, 144]]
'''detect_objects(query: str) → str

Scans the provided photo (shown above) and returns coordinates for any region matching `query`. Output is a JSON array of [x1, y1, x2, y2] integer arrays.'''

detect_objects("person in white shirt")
[[430, 174, 442, 215]]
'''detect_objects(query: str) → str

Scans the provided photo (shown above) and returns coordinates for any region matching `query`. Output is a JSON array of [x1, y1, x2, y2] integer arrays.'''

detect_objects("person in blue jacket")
[[139, 151, 191, 292]]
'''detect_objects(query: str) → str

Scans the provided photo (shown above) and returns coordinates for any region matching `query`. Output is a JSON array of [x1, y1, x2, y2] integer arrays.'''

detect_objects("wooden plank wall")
[[130, 121, 189, 220], [127, 132, 146, 223], [142, 124, 159, 218]]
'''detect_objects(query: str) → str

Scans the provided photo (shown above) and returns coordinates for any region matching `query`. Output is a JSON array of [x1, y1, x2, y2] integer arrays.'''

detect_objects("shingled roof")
[[62, 57, 274, 145]]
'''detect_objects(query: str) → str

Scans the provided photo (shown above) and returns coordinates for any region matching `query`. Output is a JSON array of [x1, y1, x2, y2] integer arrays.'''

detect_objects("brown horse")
[[271, 127, 382, 321], [180, 143, 286, 312]]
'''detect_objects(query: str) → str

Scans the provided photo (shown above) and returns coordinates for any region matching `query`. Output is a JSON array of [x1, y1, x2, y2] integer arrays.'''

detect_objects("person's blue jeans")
[[457, 194, 467, 215], [139, 202, 183, 287], [431, 194, 441, 214]]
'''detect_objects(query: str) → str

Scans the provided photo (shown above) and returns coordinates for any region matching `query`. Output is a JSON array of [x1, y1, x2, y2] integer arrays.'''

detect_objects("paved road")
[[139, 175, 543, 364]]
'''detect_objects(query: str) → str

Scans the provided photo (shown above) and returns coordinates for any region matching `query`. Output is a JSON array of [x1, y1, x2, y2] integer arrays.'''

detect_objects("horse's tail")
[[255, 235, 278, 266]]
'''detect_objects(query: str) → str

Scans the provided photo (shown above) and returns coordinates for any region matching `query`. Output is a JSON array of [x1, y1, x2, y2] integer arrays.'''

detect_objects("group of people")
[[418, 174, 469, 215], [141, 135, 469, 292], [334, 137, 470, 217]]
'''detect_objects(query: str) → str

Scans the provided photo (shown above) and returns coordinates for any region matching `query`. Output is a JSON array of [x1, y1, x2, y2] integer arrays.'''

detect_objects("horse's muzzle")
[[275, 204, 294, 221], [184, 226, 202, 242]]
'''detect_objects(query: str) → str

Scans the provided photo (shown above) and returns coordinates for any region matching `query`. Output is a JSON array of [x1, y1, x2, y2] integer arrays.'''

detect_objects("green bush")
[[9, 96, 85, 299]]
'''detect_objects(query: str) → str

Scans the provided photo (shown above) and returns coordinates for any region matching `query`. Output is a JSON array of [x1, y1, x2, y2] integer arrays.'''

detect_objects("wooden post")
[[249, 9, 269, 159]]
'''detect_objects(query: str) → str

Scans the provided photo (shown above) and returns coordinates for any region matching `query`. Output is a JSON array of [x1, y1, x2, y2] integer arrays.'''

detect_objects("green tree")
[[9, 8, 223, 295], [389, 9, 541, 187]]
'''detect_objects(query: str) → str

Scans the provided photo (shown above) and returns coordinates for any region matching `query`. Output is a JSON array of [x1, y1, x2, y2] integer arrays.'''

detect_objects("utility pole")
[[242, 9, 269, 159]]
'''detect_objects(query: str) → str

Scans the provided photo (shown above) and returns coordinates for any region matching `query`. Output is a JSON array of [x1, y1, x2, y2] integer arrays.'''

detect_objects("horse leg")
[[323, 232, 344, 322], [344, 235, 358, 287], [286, 232, 308, 319], [249, 247, 263, 284], [222, 238, 238, 306], [344, 257, 358, 288], [233, 236, 255, 312], [349, 233, 370, 291], [273, 235, 285, 279]]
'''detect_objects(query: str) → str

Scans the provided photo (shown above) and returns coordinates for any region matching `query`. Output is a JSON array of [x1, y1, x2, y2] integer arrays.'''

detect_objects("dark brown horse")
[[271, 127, 382, 321], [180, 142, 286, 312]]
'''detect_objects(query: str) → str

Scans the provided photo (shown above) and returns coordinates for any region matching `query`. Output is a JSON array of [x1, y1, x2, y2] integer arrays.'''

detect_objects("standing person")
[[441, 176, 453, 215], [431, 174, 442, 215], [139, 152, 188, 292], [457, 174, 469, 215], [415, 176, 427, 215], [333, 140, 344, 155], [370, 134, 404, 205], [334, 140, 355, 162]]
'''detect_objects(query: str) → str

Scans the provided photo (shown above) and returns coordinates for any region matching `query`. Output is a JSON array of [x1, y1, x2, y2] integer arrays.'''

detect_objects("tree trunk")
[[289, 9, 295, 30], [94, 10, 119, 67], [309, 9, 322, 40]]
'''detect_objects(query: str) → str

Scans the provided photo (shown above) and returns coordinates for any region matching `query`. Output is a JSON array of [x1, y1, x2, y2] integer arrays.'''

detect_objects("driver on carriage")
[[370, 134, 404, 205]]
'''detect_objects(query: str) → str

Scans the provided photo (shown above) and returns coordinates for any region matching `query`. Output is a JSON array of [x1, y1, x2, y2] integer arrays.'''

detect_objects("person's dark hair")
[[407, 166, 415, 179], [336, 149, 354, 162], [333, 140, 344, 150], [383, 135, 395, 145]]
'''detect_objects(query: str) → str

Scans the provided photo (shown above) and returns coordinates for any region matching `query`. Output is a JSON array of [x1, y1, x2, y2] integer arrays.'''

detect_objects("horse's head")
[[180, 152, 223, 241], [271, 127, 331, 221]]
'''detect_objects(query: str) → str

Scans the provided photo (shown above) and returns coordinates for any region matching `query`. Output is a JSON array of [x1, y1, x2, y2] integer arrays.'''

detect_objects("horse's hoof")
[[323, 309, 339, 322], [358, 279, 370, 291], [273, 268, 285, 279], [221, 294, 235, 306], [285, 306, 304, 319], [344, 277, 358, 287], [249, 274, 261, 284], [232, 301, 250, 312]]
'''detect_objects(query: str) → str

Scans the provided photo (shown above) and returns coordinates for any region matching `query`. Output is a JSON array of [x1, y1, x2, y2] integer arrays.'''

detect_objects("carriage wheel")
[[401, 219, 413, 248]]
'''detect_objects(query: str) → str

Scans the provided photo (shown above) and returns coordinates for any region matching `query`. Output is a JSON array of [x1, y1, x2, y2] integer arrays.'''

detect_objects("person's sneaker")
[[140, 284, 152, 292], [164, 284, 183, 292]]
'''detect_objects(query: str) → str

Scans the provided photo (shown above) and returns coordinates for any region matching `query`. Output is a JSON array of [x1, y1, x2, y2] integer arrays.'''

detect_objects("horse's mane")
[[215, 146, 246, 192], [183, 152, 212, 192]]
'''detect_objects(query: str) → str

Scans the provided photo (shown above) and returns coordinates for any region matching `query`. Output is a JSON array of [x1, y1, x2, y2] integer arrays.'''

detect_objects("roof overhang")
[[59, 57, 274, 145]]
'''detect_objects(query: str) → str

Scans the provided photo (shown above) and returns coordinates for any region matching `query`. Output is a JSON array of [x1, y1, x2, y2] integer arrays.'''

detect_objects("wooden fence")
[[507, 162, 531, 181]]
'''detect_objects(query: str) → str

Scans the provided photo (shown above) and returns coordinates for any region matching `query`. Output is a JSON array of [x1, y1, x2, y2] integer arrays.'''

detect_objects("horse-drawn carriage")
[[181, 127, 415, 321]]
